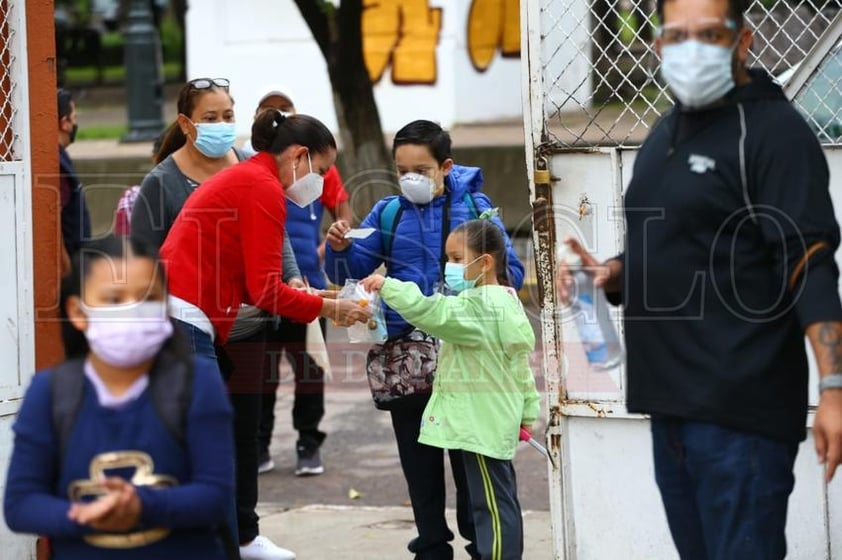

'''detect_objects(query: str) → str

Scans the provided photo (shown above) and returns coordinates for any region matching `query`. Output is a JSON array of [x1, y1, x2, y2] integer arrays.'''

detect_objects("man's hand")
[[288, 277, 307, 290], [556, 238, 621, 304], [814, 390, 842, 481], [806, 321, 842, 482], [326, 220, 352, 252]]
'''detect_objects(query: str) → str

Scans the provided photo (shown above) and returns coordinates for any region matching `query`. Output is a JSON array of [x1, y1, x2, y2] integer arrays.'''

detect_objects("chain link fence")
[[0, 0, 20, 161], [540, 0, 841, 148]]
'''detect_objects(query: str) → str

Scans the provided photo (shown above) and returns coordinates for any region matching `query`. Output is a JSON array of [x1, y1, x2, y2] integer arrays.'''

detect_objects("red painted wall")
[[27, 0, 63, 369]]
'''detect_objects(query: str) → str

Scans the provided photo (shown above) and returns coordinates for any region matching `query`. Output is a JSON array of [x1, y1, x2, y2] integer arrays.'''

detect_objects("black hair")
[[392, 120, 452, 165], [57, 88, 73, 121], [656, 0, 747, 27], [452, 219, 510, 286], [60, 235, 182, 360], [251, 110, 336, 155], [154, 81, 234, 164]]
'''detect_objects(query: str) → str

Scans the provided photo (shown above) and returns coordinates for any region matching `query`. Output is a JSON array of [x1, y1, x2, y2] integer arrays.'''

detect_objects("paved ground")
[[257, 505, 554, 560]]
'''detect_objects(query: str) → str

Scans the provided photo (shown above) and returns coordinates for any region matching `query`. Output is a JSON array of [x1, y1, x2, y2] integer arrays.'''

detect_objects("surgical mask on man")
[[444, 256, 484, 294], [82, 301, 173, 368], [399, 173, 437, 205], [192, 121, 237, 158], [287, 152, 324, 208], [660, 40, 735, 109]]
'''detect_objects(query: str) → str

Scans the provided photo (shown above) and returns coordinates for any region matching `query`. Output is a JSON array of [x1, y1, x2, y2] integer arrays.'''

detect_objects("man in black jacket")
[[562, 0, 842, 557]]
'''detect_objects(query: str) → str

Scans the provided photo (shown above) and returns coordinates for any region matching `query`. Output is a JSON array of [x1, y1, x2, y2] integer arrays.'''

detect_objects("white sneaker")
[[239, 535, 296, 560], [257, 450, 275, 474]]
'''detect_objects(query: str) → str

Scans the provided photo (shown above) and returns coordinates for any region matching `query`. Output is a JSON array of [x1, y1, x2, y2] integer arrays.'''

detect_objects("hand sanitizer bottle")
[[559, 245, 623, 370]]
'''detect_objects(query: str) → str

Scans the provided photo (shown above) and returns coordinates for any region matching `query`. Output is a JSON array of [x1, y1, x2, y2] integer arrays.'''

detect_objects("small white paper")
[[344, 227, 376, 240]]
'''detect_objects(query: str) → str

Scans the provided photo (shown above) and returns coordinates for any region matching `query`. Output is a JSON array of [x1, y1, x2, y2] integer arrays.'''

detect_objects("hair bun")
[[272, 110, 289, 128]]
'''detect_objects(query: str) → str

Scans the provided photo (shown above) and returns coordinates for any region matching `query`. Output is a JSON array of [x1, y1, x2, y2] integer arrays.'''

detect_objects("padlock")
[[534, 168, 551, 185]]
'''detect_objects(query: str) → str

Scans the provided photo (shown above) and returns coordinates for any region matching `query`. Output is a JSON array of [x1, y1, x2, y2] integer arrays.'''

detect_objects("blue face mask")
[[444, 256, 484, 294], [192, 121, 237, 158], [660, 40, 735, 109]]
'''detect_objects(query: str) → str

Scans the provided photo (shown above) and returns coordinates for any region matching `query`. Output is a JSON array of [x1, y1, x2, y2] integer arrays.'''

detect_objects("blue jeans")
[[651, 417, 798, 560], [174, 319, 218, 362]]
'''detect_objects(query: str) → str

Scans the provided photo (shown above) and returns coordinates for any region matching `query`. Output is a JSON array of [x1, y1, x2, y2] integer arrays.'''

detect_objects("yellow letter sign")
[[467, 0, 520, 72], [363, 0, 443, 85]]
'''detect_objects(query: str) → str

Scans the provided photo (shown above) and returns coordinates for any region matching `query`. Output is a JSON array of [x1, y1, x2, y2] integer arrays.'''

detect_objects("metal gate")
[[522, 1, 842, 558], [0, 0, 36, 556]]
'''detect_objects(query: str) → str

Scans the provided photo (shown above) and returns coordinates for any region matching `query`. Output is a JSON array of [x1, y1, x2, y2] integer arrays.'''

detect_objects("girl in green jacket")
[[362, 218, 540, 560]]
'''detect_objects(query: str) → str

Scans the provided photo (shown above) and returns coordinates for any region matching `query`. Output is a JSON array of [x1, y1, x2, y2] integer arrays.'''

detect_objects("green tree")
[[293, 0, 395, 220]]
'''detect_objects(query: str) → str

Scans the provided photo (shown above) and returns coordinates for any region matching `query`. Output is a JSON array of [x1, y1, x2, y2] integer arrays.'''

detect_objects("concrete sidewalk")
[[256, 504, 554, 560]]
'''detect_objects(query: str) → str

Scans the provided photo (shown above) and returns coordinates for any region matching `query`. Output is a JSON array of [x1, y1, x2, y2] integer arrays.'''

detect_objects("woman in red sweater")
[[160, 110, 370, 365]]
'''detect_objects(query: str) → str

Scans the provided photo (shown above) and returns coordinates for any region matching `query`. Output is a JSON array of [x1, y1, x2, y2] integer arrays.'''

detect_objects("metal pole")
[[121, 0, 165, 143]]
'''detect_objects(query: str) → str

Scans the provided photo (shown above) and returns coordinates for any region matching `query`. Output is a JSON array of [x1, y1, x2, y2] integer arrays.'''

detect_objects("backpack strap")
[[147, 349, 193, 446], [379, 198, 404, 258], [463, 191, 479, 219], [381, 193, 478, 259], [51, 358, 88, 462]]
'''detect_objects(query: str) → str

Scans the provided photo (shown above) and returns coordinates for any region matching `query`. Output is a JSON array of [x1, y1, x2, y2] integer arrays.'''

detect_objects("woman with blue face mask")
[[131, 78, 239, 250]]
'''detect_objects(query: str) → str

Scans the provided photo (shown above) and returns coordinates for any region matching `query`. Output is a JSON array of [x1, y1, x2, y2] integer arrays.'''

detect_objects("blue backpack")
[[379, 193, 479, 257]]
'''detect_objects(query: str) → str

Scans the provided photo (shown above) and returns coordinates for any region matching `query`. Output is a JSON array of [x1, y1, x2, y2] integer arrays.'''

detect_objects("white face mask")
[[399, 173, 436, 205], [81, 301, 173, 368], [660, 40, 736, 109], [287, 152, 324, 208]]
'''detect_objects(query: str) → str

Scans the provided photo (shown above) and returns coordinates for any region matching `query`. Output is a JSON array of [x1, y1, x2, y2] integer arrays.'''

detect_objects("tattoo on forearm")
[[816, 322, 842, 372]]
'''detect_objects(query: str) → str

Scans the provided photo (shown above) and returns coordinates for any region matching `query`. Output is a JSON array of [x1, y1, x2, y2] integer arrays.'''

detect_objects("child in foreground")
[[361, 218, 540, 560], [4, 236, 234, 559]]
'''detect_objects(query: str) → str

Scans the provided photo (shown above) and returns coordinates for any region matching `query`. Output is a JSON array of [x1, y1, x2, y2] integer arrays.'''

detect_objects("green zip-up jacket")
[[380, 278, 540, 460]]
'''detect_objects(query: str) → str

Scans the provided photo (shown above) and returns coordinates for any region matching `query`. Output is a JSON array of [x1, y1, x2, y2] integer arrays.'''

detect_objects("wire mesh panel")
[[0, 0, 21, 161], [539, 0, 841, 148]]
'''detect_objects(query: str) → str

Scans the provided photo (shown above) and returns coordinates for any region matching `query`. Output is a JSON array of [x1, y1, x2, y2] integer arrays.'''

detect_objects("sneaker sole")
[[294, 466, 325, 476]]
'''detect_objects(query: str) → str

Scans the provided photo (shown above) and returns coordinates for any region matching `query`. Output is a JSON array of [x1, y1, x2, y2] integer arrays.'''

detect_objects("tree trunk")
[[294, 0, 394, 223]]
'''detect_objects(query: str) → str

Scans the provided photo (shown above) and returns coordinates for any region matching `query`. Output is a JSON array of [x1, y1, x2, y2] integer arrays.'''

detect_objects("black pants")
[[225, 326, 268, 545], [391, 403, 477, 559], [461, 453, 523, 560], [258, 318, 326, 452]]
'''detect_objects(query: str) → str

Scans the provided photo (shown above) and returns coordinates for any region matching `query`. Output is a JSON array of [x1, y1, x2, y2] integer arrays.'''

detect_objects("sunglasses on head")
[[188, 78, 230, 91]]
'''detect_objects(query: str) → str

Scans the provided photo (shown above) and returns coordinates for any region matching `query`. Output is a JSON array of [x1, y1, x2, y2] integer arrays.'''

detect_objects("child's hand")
[[360, 274, 386, 293]]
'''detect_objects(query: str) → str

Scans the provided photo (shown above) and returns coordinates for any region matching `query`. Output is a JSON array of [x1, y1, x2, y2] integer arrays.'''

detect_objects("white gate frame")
[[1, 0, 35, 414], [0, 0, 37, 556], [521, 2, 570, 557]]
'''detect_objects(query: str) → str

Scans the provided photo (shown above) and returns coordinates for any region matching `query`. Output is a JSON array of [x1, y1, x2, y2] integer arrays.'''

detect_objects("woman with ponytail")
[[159, 111, 371, 560], [131, 78, 239, 250], [129, 79, 307, 560]]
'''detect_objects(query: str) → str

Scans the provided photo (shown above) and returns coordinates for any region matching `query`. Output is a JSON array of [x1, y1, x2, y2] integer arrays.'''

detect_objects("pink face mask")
[[81, 301, 173, 368]]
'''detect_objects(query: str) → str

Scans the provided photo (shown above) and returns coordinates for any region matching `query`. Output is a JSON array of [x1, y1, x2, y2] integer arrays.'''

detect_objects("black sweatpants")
[[461, 452, 524, 560], [390, 403, 478, 559], [258, 318, 326, 452], [225, 326, 268, 545]]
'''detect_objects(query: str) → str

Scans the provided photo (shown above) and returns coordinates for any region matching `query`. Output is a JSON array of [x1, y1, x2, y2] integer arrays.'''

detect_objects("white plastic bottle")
[[559, 245, 623, 370]]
